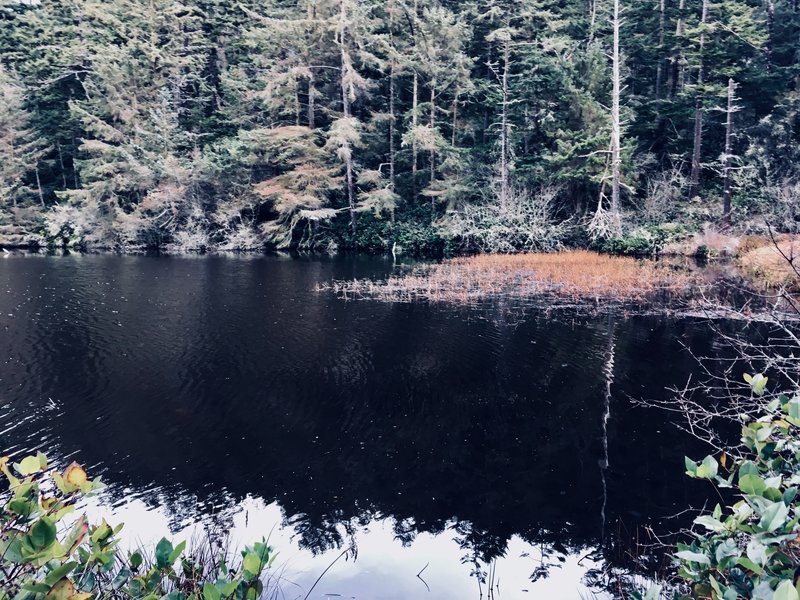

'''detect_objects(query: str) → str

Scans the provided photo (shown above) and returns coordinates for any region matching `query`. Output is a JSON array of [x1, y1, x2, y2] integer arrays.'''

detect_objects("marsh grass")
[[738, 238, 800, 290], [320, 250, 701, 306]]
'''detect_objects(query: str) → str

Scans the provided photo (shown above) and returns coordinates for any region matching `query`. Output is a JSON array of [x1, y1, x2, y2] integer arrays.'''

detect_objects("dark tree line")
[[1, 0, 799, 253]]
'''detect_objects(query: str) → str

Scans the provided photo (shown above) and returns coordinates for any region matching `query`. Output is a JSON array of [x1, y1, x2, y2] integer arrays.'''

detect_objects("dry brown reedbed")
[[320, 250, 701, 305]]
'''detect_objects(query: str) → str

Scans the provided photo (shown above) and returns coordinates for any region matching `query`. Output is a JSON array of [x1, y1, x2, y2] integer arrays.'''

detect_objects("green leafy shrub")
[[0, 455, 276, 600], [598, 225, 684, 257], [662, 375, 800, 599]]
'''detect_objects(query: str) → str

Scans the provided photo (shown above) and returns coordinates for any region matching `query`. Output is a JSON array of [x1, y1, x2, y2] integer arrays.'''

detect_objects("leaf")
[[65, 517, 88, 555], [735, 557, 762, 574], [694, 515, 725, 532], [740, 473, 767, 496], [786, 399, 800, 421], [16, 455, 43, 476], [112, 568, 131, 590], [759, 501, 789, 532], [29, 517, 57, 551], [168, 540, 186, 564], [203, 583, 221, 600], [746, 539, 767, 566], [129, 551, 143, 569], [696, 455, 718, 479], [155, 538, 174, 569], [63, 463, 88, 488], [773, 580, 799, 600], [45, 562, 78, 586], [45, 579, 75, 600], [243, 552, 261, 576], [745, 373, 769, 396], [221, 580, 239, 597], [714, 538, 740, 563], [675, 550, 710, 565]]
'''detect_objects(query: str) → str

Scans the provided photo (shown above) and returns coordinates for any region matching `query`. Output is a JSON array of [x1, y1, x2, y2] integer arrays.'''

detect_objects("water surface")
[[0, 254, 734, 598]]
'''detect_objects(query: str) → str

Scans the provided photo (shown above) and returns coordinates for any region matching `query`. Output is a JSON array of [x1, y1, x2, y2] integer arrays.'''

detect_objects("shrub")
[[441, 186, 567, 254], [598, 225, 681, 256], [656, 375, 800, 599], [0, 455, 276, 600]]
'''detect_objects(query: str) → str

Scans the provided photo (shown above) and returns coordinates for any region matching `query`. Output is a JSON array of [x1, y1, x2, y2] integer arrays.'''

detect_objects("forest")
[[0, 0, 799, 255]]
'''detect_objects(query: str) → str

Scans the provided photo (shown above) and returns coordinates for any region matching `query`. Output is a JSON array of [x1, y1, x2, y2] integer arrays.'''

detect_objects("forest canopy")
[[0, 0, 799, 254]]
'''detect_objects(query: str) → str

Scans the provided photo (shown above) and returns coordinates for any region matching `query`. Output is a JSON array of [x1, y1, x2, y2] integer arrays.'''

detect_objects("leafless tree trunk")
[[655, 0, 666, 102], [430, 81, 436, 189], [722, 78, 738, 227], [610, 0, 622, 235], [388, 0, 396, 223], [35, 168, 44, 207], [451, 90, 459, 147], [766, 0, 776, 70], [689, 0, 709, 200], [670, 0, 687, 97], [338, 0, 356, 234], [308, 72, 316, 128], [411, 0, 419, 198], [294, 85, 301, 126], [499, 35, 510, 211], [57, 141, 68, 189], [306, 1, 316, 128]]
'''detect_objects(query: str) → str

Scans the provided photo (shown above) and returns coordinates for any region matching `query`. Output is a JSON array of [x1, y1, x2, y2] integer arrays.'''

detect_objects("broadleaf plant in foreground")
[[0, 455, 276, 600], [645, 374, 800, 599]]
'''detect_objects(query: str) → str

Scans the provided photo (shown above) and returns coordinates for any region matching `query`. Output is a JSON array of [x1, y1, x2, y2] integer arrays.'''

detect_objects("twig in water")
[[416, 562, 430, 592], [302, 548, 349, 600]]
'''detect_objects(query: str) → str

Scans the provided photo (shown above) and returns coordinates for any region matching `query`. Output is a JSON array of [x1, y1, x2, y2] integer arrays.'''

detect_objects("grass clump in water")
[[322, 250, 700, 305]]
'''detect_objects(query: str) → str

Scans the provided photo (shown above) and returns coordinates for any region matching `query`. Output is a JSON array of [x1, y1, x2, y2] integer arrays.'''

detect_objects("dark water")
[[0, 254, 736, 598]]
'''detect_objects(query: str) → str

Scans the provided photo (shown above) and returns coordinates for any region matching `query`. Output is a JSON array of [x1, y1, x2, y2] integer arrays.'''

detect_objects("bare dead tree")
[[721, 78, 739, 228], [688, 0, 709, 201], [610, 0, 623, 235]]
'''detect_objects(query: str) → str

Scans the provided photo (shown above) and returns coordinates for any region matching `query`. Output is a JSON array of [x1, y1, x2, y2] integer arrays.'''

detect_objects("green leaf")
[[203, 583, 221, 600], [675, 550, 710, 565], [45, 562, 77, 586], [16, 455, 43, 476], [759, 501, 789, 532], [747, 539, 767, 566], [773, 580, 799, 600], [155, 538, 174, 569], [696, 455, 718, 479], [714, 538, 740, 563], [221, 580, 239, 597], [694, 515, 725, 532], [740, 473, 767, 496], [168, 540, 186, 564], [243, 552, 261, 576], [129, 551, 143, 569], [745, 373, 769, 396], [112, 568, 131, 590], [29, 517, 57, 551], [735, 556, 762, 574]]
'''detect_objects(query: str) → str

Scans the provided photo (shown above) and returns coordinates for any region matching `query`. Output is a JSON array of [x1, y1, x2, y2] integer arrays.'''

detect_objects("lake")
[[0, 254, 738, 598]]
